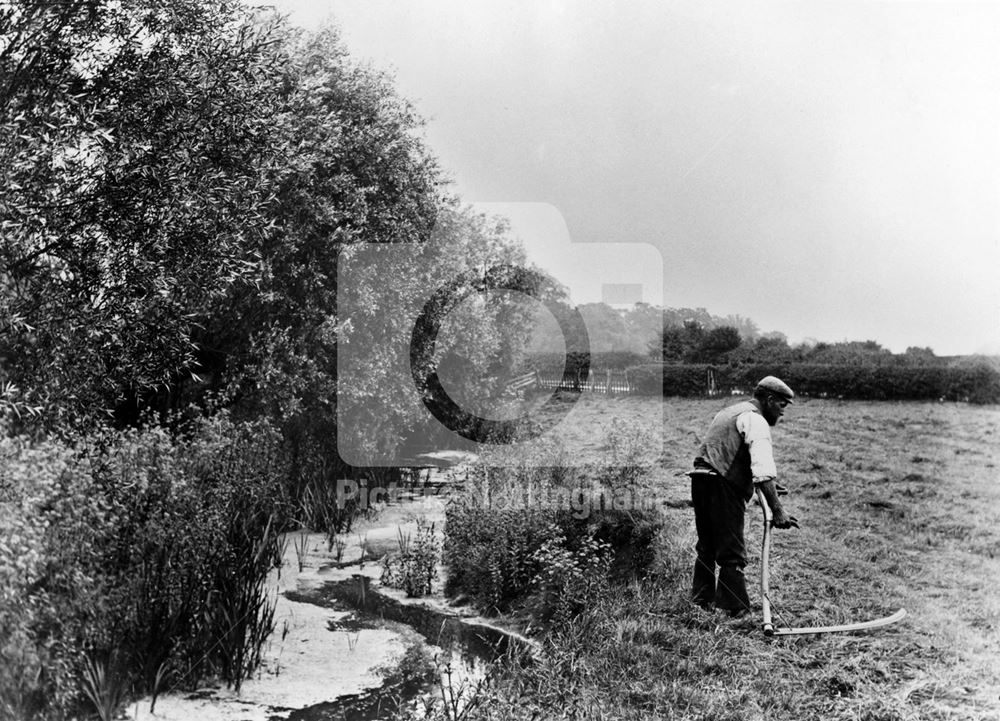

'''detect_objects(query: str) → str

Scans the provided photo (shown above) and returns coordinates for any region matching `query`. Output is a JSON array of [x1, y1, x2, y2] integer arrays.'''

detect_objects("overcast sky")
[[260, 0, 999, 355]]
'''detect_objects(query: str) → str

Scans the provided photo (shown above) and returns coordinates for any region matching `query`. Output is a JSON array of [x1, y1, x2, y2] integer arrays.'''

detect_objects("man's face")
[[762, 394, 790, 426]]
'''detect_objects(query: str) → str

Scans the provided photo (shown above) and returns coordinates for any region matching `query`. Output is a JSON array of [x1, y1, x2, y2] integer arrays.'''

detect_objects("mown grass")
[[407, 396, 1000, 721]]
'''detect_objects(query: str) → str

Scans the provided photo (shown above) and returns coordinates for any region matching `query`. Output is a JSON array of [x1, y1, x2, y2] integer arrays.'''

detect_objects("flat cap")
[[756, 375, 795, 403]]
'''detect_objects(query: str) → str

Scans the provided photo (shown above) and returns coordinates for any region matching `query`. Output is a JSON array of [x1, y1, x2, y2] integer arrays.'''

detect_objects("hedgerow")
[[626, 362, 1000, 403]]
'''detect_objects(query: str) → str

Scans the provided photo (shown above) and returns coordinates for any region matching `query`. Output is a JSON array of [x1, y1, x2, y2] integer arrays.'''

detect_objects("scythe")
[[756, 488, 907, 636]]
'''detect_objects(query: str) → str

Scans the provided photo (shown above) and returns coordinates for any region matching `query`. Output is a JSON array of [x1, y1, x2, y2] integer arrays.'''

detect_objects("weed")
[[148, 660, 169, 715], [80, 652, 129, 721], [381, 519, 440, 597], [293, 530, 310, 572], [435, 661, 486, 721], [330, 533, 348, 562], [528, 527, 612, 626], [358, 532, 369, 568], [604, 416, 658, 492], [443, 456, 662, 616], [274, 532, 290, 579], [396, 651, 490, 721]]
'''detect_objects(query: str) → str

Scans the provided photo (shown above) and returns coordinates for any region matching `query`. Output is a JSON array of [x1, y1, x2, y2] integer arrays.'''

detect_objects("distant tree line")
[[638, 324, 1000, 403], [527, 302, 759, 356], [525, 309, 999, 403]]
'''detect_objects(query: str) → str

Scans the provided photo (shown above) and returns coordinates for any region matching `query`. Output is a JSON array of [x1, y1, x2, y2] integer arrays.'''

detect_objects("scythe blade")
[[756, 488, 907, 637]]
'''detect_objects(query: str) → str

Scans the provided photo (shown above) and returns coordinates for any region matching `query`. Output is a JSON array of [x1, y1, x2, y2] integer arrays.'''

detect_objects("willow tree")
[[0, 0, 290, 424]]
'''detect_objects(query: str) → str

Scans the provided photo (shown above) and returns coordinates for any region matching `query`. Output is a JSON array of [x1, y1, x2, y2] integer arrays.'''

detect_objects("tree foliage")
[[337, 203, 544, 460], [806, 340, 894, 366], [1, 4, 530, 450], [1, 0, 290, 421], [699, 326, 742, 363], [657, 321, 742, 363], [190, 23, 444, 423]]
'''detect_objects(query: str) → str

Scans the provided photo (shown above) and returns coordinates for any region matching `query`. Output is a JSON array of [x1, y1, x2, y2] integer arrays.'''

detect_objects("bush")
[[529, 526, 611, 626], [443, 474, 556, 614], [589, 509, 664, 580], [624, 364, 663, 395], [443, 435, 664, 622], [0, 414, 289, 719]]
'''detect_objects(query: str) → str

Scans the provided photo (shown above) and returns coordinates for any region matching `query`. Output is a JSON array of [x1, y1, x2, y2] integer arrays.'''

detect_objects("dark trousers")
[[690, 473, 750, 613]]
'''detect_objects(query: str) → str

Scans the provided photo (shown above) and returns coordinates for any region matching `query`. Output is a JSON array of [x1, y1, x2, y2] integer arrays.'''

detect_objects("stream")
[[126, 452, 534, 721]]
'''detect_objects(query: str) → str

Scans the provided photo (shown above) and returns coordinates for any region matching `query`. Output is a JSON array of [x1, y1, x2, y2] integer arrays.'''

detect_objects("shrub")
[[444, 476, 556, 614], [625, 364, 663, 395], [529, 525, 611, 626], [730, 363, 1000, 403], [589, 509, 664, 580], [0, 414, 289, 719], [443, 431, 664, 621]]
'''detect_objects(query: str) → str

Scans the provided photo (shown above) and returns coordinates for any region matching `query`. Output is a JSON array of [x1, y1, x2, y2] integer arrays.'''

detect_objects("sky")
[[258, 0, 1000, 355]]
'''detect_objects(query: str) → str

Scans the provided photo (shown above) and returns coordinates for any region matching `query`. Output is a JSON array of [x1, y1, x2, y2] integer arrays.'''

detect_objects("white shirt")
[[735, 410, 777, 483]]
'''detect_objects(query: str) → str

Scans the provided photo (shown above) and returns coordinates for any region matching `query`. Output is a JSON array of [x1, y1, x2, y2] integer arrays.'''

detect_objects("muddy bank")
[[290, 575, 534, 670], [281, 575, 535, 721]]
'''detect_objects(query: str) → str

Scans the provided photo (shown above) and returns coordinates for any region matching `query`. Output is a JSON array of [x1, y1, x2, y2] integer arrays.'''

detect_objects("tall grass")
[[0, 413, 289, 718]]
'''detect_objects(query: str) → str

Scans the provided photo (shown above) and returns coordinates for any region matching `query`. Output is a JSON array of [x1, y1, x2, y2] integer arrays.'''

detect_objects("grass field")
[[436, 394, 1000, 721]]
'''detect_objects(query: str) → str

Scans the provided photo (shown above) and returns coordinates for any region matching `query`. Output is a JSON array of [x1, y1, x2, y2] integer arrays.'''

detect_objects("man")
[[689, 376, 798, 617]]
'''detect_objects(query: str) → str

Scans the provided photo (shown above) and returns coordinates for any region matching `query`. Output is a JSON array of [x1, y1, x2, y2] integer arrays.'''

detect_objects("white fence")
[[529, 369, 635, 395]]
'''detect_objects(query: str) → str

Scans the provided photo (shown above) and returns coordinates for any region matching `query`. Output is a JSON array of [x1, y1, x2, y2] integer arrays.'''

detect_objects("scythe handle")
[[756, 487, 775, 636]]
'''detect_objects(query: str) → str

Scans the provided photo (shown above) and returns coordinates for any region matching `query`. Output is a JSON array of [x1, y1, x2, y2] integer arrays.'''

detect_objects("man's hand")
[[757, 479, 800, 529], [771, 509, 799, 529]]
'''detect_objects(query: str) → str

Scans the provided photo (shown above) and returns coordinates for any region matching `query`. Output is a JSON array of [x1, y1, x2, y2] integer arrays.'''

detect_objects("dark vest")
[[694, 401, 762, 501]]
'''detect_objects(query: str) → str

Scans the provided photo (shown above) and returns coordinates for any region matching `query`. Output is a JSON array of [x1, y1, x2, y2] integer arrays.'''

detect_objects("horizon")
[[529, 297, 997, 359]]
